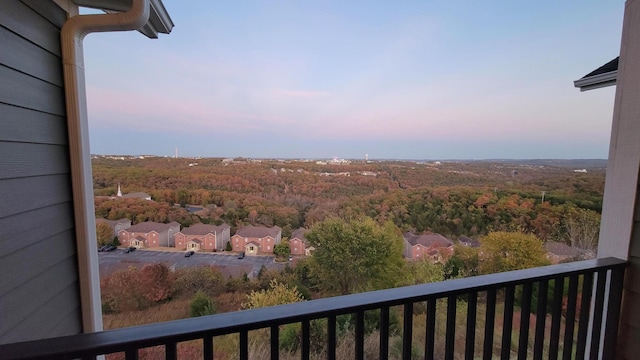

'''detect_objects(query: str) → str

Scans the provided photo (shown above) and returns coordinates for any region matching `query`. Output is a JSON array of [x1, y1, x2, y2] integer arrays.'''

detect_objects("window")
[[267, 246, 271, 250]]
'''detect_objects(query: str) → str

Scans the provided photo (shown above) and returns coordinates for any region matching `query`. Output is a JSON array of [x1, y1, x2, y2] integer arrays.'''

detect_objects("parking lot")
[[98, 249, 286, 279]]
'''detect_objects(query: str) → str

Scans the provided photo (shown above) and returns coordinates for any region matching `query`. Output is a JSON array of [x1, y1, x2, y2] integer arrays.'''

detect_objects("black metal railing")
[[0, 257, 626, 360]]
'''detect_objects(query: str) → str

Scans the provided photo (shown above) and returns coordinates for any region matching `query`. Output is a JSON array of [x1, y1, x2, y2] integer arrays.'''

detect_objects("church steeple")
[[117, 183, 122, 197]]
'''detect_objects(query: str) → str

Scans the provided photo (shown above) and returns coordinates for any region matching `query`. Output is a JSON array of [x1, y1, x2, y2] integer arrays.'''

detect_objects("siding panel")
[[0, 103, 67, 145], [0, 1, 82, 345], [0, 1, 61, 56], [0, 64, 65, 115], [0, 229, 76, 294], [0, 175, 72, 218], [0, 202, 75, 257], [0, 272, 81, 342], [0, 25, 64, 86], [0, 142, 70, 179], [20, 0, 68, 29]]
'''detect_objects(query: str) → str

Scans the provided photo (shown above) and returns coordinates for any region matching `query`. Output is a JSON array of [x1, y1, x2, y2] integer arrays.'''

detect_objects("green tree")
[[190, 290, 217, 317], [225, 241, 232, 251], [401, 260, 444, 285], [479, 231, 550, 274], [306, 216, 405, 295], [443, 245, 480, 279], [274, 240, 290, 259]]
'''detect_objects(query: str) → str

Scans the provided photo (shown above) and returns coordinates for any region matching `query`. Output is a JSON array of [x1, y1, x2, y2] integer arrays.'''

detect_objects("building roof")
[[181, 223, 230, 235], [126, 221, 176, 233], [121, 192, 151, 199], [545, 242, 583, 257], [574, 57, 618, 91], [96, 217, 129, 226], [291, 227, 309, 245], [187, 238, 202, 245], [235, 225, 282, 238], [404, 232, 454, 248], [459, 236, 480, 248]]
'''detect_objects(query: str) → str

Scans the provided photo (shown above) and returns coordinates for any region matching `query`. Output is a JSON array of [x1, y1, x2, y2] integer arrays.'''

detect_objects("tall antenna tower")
[[175, 147, 178, 158]]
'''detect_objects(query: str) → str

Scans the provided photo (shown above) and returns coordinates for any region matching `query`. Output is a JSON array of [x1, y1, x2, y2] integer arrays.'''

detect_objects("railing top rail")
[[0, 257, 626, 360]]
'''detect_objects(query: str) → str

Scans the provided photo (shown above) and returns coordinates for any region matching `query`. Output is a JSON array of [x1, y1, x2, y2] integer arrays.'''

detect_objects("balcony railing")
[[0, 257, 626, 360]]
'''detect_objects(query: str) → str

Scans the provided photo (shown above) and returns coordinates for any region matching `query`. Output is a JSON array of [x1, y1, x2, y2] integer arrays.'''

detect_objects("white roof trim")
[[573, 71, 618, 92]]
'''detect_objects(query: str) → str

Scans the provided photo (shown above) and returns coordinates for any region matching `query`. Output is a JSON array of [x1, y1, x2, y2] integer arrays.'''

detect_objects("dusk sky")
[[83, 1, 623, 160]]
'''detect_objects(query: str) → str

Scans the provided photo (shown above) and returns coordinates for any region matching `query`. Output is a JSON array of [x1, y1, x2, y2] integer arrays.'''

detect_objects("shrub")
[[190, 291, 216, 317]]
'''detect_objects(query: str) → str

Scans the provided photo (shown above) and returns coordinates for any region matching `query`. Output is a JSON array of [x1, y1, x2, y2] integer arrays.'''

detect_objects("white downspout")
[[60, 0, 150, 334]]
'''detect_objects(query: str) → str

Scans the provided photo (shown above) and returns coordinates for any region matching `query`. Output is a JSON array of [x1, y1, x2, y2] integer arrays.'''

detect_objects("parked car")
[[237, 252, 245, 259], [98, 245, 108, 252], [125, 246, 136, 253], [105, 245, 116, 252], [185, 250, 195, 257]]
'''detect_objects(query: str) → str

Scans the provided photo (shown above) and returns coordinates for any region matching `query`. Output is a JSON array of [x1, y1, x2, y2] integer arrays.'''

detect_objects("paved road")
[[98, 249, 286, 279]]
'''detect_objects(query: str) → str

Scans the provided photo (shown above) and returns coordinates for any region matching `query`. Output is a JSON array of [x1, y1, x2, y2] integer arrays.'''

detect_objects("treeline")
[[93, 158, 603, 242]]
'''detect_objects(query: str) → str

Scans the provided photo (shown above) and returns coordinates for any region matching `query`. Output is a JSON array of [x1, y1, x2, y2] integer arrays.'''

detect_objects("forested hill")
[[92, 156, 604, 243]]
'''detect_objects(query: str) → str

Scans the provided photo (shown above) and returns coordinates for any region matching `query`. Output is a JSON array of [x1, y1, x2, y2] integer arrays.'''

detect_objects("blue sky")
[[84, 1, 623, 159]]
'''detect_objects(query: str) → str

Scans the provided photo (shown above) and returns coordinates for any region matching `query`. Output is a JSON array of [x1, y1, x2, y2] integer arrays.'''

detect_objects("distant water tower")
[[365, 153, 368, 162]]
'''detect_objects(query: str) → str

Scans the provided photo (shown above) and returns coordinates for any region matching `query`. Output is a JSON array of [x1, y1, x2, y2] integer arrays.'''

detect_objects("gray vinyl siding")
[[0, 0, 83, 345]]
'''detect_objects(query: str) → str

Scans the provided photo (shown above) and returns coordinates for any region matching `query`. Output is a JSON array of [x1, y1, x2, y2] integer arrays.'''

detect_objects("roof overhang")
[[72, 0, 174, 38], [574, 57, 619, 92]]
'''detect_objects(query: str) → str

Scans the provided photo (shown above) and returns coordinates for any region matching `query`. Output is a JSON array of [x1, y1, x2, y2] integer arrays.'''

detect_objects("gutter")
[[60, 0, 151, 334], [573, 71, 618, 92]]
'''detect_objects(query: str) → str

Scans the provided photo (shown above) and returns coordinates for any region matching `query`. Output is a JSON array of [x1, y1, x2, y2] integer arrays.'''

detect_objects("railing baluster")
[[589, 270, 607, 359], [125, 348, 138, 360], [239, 330, 248, 360], [502, 285, 515, 360], [355, 310, 365, 360], [562, 275, 579, 360], [483, 289, 497, 360], [603, 266, 625, 359], [426, 298, 436, 360], [165, 341, 177, 360], [548, 277, 564, 360], [445, 295, 456, 360], [465, 291, 478, 360], [380, 306, 390, 360], [203, 334, 213, 360], [532, 280, 548, 360], [270, 325, 279, 360], [575, 272, 594, 360], [302, 320, 310, 360], [328, 315, 337, 360], [517, 283, 532, 360], [402, 303, 413, 360]]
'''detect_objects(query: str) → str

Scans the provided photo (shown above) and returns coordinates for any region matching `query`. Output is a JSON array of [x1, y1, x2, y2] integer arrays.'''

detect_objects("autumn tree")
[[563, 208, 600, 253], [96, 222, 114, 246], [306, 216, 405, 295], [242, 280, 305, 309], [479, 231, 549, 275]]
